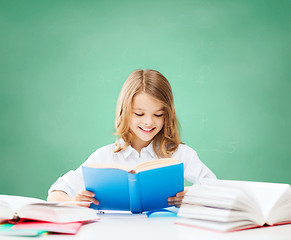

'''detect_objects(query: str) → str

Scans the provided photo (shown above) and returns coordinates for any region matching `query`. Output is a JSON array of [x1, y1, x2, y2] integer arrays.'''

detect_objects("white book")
[[0, 195, 99, 223], [176, 179, 291, 232]]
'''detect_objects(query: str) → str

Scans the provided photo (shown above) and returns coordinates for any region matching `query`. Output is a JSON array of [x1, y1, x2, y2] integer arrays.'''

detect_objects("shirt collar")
[[117, 139, 156, 159], [142, 141, 155, 158]]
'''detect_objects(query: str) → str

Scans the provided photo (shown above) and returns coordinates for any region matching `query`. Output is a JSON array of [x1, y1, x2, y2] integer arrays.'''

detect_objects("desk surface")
[[2, 215, 291, 240]]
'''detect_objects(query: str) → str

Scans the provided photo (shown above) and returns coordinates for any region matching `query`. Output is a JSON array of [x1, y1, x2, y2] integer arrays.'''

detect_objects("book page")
[[85, 163, 131, 172], [178, 203, 254, 223], [234, 181, 289, 221], [85, 158, 180, 173], [184, 184, 262, 225], [0, 199, 15, 220], [176, 217, 257, 232], [0, 195, 45, 212], [184, 185, 255, 212], [201, 179, 290, 222], [133, 158, 180, 172], [18, 204, 99, 223], [263, 185, 291, 224]]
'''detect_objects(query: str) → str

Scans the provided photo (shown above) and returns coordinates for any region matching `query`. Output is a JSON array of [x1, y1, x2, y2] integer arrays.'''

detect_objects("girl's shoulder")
[[176, 143, 197, 153], [88, 143, 116, 160], [172, 143, 199, 158]]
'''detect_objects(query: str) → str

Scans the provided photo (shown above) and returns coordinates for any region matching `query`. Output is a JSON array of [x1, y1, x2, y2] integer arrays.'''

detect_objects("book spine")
[[127, 173, 142, 213]]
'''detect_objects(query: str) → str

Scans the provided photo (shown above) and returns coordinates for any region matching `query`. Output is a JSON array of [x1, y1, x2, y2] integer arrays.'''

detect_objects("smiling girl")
[[47, 69, 216, 207]]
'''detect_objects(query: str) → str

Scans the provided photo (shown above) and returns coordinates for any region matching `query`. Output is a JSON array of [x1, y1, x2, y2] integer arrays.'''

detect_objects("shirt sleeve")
[[47, 147, 107, 198], [173, 144, 216, 185], [47, 168, 84, 198]]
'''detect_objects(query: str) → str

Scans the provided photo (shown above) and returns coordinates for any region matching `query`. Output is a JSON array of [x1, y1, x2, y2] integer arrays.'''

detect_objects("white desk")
[[2, 215, 291, 240]]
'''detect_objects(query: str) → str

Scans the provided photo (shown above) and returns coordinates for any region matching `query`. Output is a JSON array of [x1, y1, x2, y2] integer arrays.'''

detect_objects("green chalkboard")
[[0, 0, 290, 200]]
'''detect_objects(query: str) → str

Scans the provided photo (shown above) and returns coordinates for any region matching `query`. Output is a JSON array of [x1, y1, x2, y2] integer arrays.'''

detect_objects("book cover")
[[0, 224, 47, 237], [82, 162, 184, 213], [12, 222, 83, 235]]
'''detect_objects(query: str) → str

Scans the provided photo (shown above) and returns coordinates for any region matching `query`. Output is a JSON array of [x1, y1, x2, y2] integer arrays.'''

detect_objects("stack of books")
[[176, 179, 291, 232], [0, 195, 99, 236]]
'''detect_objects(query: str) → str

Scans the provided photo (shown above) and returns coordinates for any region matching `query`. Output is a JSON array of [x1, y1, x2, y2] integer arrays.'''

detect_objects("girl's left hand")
[[167, 188, 188, 208]]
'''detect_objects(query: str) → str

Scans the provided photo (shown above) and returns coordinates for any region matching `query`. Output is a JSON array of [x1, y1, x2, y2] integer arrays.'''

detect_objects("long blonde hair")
[[114, 69, 181, 158]]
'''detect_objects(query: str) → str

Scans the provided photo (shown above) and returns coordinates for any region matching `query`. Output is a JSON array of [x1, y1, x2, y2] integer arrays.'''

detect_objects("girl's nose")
[[143, 116, 154, 125]]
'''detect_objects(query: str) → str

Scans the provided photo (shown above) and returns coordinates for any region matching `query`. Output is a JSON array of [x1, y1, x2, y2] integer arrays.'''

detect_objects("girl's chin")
[[136, 133, 156, 143], [137, 134, 154, 142]]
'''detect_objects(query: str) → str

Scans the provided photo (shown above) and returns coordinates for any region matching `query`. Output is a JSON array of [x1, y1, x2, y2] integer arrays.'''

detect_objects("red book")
[[12, 221, 84, 235]]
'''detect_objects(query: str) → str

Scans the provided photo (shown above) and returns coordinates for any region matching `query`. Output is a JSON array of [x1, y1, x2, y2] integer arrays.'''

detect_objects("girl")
[[47, 69, 216, 208]]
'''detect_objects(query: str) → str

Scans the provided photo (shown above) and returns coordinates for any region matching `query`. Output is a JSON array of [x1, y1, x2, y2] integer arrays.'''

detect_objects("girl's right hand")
[[75, 190, 99, 207]]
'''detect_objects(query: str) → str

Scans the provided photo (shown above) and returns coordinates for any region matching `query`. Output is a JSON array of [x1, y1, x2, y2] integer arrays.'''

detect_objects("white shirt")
[[48, 142, 216, 197]]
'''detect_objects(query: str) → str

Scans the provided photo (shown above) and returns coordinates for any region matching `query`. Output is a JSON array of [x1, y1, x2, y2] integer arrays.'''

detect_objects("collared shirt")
[[48, 142, 216, 197]]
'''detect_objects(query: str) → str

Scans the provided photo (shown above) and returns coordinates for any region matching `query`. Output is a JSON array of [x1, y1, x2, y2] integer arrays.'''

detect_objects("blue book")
[[82, 158, 184, 213]]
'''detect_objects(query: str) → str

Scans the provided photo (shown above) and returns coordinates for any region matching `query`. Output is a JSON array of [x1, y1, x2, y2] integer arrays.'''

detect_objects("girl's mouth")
[[139, 127, 155, 133]]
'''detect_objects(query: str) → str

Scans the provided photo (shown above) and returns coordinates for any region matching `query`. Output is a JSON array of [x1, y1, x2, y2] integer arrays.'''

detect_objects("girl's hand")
[[167, 189, 188, 208], [75, 190, 99, 207]]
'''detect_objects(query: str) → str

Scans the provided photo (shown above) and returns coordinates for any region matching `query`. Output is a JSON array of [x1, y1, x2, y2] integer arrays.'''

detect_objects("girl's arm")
[[47, 190, 99, 207], [47, 190, 74, 202]]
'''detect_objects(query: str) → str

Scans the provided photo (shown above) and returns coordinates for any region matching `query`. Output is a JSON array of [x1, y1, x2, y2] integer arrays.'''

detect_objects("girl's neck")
[[131, 139, 151, 157]]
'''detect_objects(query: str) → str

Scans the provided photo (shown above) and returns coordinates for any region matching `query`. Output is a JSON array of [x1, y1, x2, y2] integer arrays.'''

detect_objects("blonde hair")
[[114, 69, 181, 158]]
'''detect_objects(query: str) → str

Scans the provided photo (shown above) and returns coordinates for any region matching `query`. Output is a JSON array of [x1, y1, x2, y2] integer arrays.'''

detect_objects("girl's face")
[[130, 92, 165, 152]]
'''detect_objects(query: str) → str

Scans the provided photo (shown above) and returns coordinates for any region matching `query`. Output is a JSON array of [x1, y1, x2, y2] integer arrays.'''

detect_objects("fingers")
[[167, 190, 187, 208], [75, 190, 99, 207], [167, 196, 183, 208]]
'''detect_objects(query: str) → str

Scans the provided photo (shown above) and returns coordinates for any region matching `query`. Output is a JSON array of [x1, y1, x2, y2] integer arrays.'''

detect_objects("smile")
[[139, 127, 155, 133]]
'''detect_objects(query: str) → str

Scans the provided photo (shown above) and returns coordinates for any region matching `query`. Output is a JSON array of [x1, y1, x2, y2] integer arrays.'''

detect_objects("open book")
[[0, 195, 99, 223], [176, 179, 291, 232], [82, 158, 184, 213]]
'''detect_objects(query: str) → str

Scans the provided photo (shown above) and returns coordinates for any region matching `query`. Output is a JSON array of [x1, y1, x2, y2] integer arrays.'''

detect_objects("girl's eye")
[[154, 114, 164, 117], [135, 113, 144, 117]]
